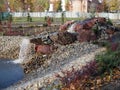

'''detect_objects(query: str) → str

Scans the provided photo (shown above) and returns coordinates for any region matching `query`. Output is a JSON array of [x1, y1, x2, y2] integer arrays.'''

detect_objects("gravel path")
[[0, 36, 27, 59], [4, 41, 106, 90]]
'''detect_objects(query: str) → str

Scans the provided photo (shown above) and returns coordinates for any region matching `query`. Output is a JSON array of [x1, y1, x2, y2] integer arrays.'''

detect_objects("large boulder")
[[77, 29, 96, 42], [49, 32, 58, 43], [57, 32, 77, 45], [82, 18, 96, 29], [59, 20, 75, 31], [74, 22, 83, 32], [35, 45, 57, 54], [30, 38, 43, 45], [95, 17, 106, 25]]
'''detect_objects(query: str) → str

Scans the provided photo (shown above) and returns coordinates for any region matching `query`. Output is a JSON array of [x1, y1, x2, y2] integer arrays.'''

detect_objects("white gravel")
[[0, 36, 28, 59], [4, 41, 106, 90]]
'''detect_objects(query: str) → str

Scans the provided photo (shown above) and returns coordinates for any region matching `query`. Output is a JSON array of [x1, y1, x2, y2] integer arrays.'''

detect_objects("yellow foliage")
[[108, 0, 120, 11], [0, 0, 7, 11]]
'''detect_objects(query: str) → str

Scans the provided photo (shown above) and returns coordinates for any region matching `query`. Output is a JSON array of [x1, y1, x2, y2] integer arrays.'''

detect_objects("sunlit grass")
[[12, 17, 84, 24], [12, 17, 45, 23]]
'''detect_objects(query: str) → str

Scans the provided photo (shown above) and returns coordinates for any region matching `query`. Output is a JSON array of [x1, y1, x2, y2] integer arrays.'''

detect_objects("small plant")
[[92, 22, 100, 38], [90, 11, 95, 18], [106, 18, 113, 25], [108, 43, 119, 51], [27, 13, 32, 22], [44, 16, 47, 22], [95, 49, 120, 74], [8, 14, 13, 22], [26, 33, 30, 36], [81, 61, 98, 76], [61, 12, 65, 24]]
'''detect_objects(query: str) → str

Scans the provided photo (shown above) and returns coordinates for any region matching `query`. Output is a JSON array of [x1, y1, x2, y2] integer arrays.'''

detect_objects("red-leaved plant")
[[110, 43, 119, 51], [56, 61, 98, 89]]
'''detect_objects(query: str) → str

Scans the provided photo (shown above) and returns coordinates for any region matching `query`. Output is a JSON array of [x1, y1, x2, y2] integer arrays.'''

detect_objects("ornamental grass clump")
[[95, 48, 120, 75]]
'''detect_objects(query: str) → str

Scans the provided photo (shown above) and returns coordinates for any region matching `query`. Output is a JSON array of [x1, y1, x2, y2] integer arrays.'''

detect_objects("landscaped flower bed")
[[1, 17, 120, 90], [39, 34, 120, 90]]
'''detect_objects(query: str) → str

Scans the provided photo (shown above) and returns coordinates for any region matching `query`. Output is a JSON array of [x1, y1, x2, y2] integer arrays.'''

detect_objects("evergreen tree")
[[57, 0, 62, 12]]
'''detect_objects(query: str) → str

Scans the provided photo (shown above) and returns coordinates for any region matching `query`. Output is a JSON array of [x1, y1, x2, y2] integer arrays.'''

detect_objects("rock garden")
[[0, 17, 120, 90]]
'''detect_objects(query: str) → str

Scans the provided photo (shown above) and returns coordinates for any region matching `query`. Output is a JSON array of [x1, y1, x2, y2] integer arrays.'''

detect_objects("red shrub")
[[110, 43, 119, 51], [56, 61, 98, 89]]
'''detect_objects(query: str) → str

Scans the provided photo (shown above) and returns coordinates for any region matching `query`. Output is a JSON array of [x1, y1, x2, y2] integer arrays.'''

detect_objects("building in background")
[[69, 0, 88, 12], [69, 0, 102, 12], [49, 0, 103, 12]]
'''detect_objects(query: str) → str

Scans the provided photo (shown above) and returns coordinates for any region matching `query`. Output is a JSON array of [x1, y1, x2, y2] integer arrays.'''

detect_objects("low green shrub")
[[27, 13, 32, 22], [95, 49, 120, 74], [0, 32, 5, 36]]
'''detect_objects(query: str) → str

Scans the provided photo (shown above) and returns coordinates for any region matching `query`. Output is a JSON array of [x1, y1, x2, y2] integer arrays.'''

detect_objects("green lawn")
[[12, 17, 84, 24], [12, 17, 45, 23]]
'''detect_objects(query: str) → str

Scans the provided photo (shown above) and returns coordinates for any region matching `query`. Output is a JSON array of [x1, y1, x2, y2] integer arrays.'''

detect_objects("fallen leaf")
[[96, 79, 102, 85]]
